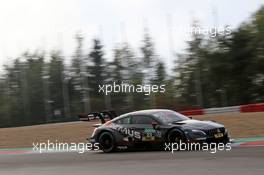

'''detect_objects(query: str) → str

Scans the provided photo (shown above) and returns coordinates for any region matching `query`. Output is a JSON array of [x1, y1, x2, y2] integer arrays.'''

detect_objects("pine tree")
[[140, 30, 157, 108], [69, 34, 88, 116], [88, 38, 106, 111], [48, 51, 65, 119], [140, 30, 156, 83]]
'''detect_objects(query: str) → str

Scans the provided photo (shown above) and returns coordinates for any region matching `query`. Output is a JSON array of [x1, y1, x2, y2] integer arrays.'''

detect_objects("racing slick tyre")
[[167, 129, 186, 151], [98, 132, 116, 153]]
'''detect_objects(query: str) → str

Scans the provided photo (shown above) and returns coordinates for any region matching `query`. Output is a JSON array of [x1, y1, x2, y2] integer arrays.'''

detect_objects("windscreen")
[[152, 110, 190, 124]]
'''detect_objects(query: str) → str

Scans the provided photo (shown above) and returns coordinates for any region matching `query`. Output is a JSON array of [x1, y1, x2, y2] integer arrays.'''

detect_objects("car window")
[[131, 115, 155, 124], [114, 116, 131, 124], [152, 110, 189, 124]]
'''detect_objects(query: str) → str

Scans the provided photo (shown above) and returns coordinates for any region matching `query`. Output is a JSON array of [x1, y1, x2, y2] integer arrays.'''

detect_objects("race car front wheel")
[[167, 129, 186, 150], [98, 132, 115, 153]]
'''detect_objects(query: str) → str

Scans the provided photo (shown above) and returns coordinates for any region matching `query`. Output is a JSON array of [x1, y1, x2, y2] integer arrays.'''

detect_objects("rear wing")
[[78, 110, 117, 124]]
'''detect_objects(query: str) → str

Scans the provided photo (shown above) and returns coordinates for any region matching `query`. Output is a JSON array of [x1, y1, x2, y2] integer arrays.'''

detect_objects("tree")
[[48, 51, 65, 119], [69, 34, 90, 116], [0, 77, 9, 126], [174, 21, 206, 108], [153, 61, 166, 84], [140, 30, 157, 108], [109, 42, 141, 112], [151, 60, 168, 108], [87, 38, 106, 111], [140, 30, 156, 82]]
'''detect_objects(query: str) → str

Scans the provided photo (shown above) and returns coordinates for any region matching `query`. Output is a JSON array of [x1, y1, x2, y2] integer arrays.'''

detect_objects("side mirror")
[[152, 122, 159, 130]]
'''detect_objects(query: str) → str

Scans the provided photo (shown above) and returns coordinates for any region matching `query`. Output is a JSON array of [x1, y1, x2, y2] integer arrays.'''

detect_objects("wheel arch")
[[165, 127, 186, 142]]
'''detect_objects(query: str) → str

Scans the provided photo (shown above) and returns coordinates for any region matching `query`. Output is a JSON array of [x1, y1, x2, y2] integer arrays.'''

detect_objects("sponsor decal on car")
[[111, 123, 142, 140]]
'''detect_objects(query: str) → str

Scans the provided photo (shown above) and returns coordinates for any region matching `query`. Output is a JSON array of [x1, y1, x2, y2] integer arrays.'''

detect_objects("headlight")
[[191, 129, 206, 135], [224, 128, 228, 134], [91, 128, 98, 138], [185, 129, 206, 138]]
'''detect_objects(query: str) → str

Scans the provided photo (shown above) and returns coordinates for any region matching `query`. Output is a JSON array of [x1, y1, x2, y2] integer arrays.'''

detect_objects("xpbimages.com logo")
[[32, 140, 99, 153], [98, 82, 166, 95], [164, 141, 232, 154]]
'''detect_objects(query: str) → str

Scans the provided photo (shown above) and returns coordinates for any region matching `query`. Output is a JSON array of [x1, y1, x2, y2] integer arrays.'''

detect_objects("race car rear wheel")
[[98, 132, 115, 153]]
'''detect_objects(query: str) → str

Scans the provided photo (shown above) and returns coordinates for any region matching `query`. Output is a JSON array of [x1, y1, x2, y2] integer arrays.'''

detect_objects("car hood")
[[171, 119, 224, 130]]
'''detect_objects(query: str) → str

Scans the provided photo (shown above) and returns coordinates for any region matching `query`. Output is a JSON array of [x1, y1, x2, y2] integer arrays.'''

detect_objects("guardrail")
[[180, 103, 264, 116], [180, 109, 204, 116], [240, 103, 264, 112], [205, 106, 240, 114]]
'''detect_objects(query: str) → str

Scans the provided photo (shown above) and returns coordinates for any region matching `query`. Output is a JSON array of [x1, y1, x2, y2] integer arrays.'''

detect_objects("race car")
[[84, 109, 230, 152]]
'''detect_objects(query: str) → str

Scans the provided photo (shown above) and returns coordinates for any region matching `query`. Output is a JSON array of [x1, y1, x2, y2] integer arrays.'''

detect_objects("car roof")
[[113, 109, 174, 121], [125, 109, 173, 115]]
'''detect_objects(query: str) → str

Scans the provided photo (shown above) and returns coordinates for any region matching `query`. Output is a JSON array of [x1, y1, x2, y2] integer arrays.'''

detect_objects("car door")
[[130, 115, 161, 142], [112, 116, 141, 142]]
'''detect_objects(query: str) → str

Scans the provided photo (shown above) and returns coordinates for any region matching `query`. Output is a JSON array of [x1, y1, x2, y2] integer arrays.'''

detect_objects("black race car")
[[85, 109, 230, 152]]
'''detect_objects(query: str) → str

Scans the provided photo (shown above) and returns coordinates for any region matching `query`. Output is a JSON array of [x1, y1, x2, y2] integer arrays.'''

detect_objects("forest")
[[0, 6, 263, 127]]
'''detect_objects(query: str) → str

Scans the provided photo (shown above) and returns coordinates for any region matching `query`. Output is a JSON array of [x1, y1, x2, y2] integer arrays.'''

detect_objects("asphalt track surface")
[[0, 147, 263, 175]]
